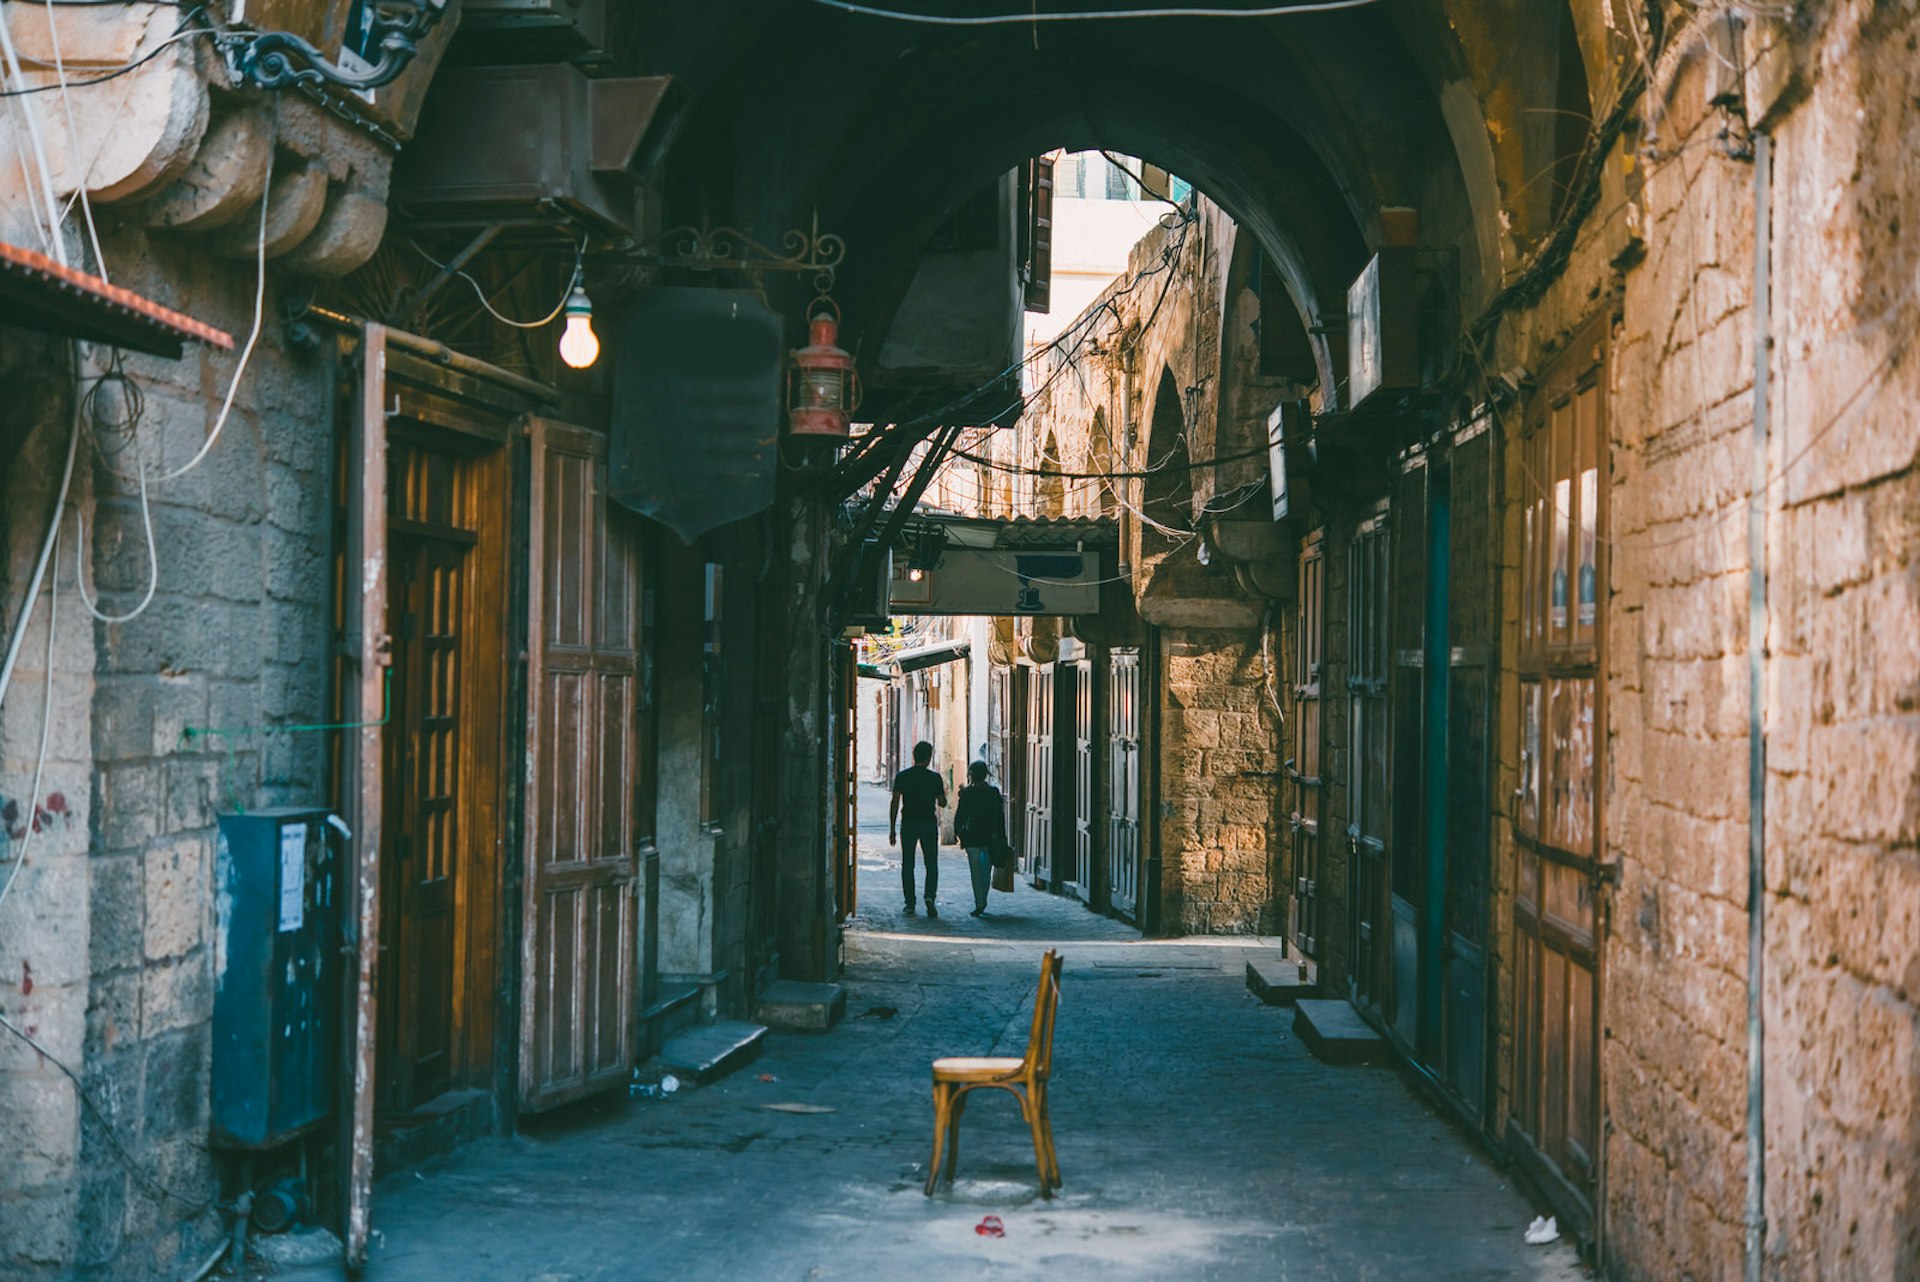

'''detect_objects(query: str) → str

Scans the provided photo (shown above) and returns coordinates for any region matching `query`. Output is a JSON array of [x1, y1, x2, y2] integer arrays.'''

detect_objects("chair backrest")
[[1024, 950, 1064, 1082]]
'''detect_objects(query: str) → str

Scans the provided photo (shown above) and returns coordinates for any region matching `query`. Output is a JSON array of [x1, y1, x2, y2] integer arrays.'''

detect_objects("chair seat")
[[931, 1056, 1026, 1081]]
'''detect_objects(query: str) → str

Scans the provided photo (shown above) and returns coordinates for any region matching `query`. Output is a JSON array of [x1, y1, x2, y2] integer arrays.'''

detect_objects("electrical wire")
[[952, 440, 1267, 479], [0, 0, 66, 259], [41, 0, 109, 277], [73, 454, 158, 623], [152, 141, 272, 486], [408, 237, 585, 330], [0, 1013, 218, 1211], [0, 490, 59, 921], [0, 13, 208, 98], [0, 355, 79, 717], [810, 0, 1378, 23]]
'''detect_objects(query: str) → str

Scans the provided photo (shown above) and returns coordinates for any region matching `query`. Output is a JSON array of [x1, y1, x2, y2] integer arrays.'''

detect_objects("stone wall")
[[1157, 631, 1283, 934], [0, 227, 335, 1280], [1485, 4, 1920, 1277]]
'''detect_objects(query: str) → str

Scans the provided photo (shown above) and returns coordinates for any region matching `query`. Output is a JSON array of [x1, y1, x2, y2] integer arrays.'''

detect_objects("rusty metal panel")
[[342, 324, 390, 1272], [520, 418, 640, 1111]]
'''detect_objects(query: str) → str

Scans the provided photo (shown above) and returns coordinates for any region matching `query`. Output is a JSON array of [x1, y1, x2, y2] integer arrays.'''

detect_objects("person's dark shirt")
[[954, 784, 1006, 849], [892, 765, 946, 824]]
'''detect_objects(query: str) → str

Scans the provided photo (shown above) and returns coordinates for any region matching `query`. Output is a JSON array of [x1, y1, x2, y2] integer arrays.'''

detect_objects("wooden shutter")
[[1026, 156, 1054, 315], [520, 418, 641, 1110]]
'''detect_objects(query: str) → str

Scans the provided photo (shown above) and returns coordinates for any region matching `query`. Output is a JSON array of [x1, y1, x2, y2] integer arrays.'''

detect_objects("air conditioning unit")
[[461, 0, 610, 58], [394, 65, 682, 236]]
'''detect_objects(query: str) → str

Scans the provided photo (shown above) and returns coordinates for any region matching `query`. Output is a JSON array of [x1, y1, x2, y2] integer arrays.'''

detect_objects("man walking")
[[890, 740, 947, 917]]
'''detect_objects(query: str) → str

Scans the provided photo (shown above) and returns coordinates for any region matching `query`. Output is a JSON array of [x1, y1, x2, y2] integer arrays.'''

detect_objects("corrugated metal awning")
[[0, 242, 235, 358], [887, 638, 970, 675]]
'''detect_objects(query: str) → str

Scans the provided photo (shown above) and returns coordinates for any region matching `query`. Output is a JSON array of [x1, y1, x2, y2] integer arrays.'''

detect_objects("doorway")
[[374, 432, 510, 1116], [1288, 531, 1325, 956], [1346, 505, 1391, 1012], [1106, 648, 1141, 921]]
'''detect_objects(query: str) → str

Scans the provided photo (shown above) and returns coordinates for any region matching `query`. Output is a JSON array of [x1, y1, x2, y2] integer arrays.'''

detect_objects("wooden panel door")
[[378, 529, 469, 1110], [1388, 456, 1437, 1055], [1023, 665, 1054, 885], [1069, 659, 1096, 902], [1347, 508, 1391, 1013], [1107, 649, 1141, 921], [1289, 532, 1325, 956], [1444, 422, 1496, 1119], [520, 419, 642, 1111], [1511, 340, 1607, 1232]]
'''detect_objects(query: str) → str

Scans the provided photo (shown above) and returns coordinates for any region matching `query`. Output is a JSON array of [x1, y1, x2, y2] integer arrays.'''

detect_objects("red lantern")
[[788, 298, 859, 438]]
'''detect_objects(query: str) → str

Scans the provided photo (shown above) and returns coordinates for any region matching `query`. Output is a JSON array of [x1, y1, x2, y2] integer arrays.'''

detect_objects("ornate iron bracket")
[[232, 0, 449, 94], [643, 213, 845, 296]]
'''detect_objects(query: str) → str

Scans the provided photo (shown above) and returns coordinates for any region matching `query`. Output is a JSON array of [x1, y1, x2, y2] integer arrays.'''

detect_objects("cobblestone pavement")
[[311, 786, 1587, 1281]]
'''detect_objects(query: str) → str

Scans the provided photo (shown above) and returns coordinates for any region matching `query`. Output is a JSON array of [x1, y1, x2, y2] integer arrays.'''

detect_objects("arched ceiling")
[[620, 0, 1600, 399]]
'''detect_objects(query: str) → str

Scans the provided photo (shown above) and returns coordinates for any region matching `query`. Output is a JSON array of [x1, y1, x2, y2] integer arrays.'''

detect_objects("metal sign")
[[609, 288, 782, 543], [1268, 400, 1290, 521], [888, 547, 1100, 616]]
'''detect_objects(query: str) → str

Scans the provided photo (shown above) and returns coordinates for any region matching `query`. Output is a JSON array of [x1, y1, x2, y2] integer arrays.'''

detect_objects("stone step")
[[1246, 957, 1319, 1005], [754, 980, 847, 1033], [656, 1020, 768, 1084], [373, 1088, 494, 1176], [1292, 999, 1387, 1065], [641, 980, 702, 1048]]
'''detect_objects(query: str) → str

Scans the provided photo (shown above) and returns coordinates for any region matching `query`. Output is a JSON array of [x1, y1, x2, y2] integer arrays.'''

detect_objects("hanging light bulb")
[[558, 285, 599, 369]]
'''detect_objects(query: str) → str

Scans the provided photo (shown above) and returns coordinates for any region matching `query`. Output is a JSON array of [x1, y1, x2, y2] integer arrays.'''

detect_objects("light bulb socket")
[[563, 285, 593, 319]]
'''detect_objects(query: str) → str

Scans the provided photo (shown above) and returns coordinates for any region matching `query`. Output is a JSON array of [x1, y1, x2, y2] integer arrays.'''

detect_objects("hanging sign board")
[[1268, 401, 1289, 521], [888, 547, 1100, 616], [609, 288, 782, 543]]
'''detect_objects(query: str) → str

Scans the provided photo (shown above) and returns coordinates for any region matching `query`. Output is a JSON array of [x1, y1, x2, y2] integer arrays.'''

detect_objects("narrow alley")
[[3, 4, 1918, 1281], [297, 787, 1584, 1281]]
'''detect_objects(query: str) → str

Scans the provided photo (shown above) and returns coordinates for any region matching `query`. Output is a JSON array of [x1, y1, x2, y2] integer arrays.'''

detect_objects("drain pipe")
[[1744, 129, 1772, 1282]]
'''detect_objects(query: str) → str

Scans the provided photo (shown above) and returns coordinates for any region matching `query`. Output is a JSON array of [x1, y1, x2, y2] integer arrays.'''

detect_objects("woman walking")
[[953, 760, 1009, 917]]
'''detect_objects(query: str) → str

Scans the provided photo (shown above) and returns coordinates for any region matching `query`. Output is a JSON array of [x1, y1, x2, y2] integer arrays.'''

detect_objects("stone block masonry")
[[0, 223, 338, 1281]]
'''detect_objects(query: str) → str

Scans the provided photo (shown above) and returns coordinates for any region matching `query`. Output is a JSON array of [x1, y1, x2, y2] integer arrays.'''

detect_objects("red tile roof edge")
[[0, 240, 236, 351]]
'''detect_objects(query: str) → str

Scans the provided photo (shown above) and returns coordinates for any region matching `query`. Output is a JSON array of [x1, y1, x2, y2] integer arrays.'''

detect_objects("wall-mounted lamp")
[[558, 286, 599, 369], [233, 0, 451, 93]]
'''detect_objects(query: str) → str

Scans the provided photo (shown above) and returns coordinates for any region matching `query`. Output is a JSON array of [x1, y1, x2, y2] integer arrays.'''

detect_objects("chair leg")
[[1024, 1092, 1053, 1199], [1031, 1085, 1060, 1187], [1038, 1095, 1062, 1189], [944, 1092, 967, 1183], [925, 1084, 950, 1196]]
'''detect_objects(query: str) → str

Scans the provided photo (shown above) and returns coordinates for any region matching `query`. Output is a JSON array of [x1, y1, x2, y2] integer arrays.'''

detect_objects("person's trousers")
[[966, 846, 992, 912], [900, 820, 939, 904]]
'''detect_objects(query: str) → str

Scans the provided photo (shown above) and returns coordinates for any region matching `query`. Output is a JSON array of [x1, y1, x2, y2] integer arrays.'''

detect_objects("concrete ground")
[[282, 784, 1587, 1281]]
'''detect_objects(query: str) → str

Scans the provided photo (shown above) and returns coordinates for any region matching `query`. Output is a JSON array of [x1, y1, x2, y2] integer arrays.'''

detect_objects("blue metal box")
[[211, 808, 340, 1150]]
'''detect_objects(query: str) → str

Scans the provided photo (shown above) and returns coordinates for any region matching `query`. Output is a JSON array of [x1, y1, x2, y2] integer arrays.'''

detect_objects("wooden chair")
[[924, 949, 1063, 1197]]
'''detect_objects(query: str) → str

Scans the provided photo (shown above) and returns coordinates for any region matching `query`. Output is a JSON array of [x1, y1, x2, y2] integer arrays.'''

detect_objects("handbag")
[[991, 861, 1016, 893]]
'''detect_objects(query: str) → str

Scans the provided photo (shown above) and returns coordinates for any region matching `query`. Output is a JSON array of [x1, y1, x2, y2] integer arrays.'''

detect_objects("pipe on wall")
[[1744, 129, 1772, 1282]]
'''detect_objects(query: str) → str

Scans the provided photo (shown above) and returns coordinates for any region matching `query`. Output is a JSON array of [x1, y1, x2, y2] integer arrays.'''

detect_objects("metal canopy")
[[0, 242, 234, 358], [887, 638, 970, 674]]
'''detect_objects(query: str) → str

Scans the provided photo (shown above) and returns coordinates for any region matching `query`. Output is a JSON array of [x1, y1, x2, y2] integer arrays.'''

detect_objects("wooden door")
[[1444, 422, 1495, 1119], [378, 529, 469, 1109], [1510, 342, 1607, 1231], [1023, 664, 1054, 885], [520, 419, 642, 1111], [1289, 532, 1326, 956], [1389, 455, 1436, 1054], [1347, 508, 1391, 1012], [1069, 659, 1096, 902], [1107, 649, 1141, 920]]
